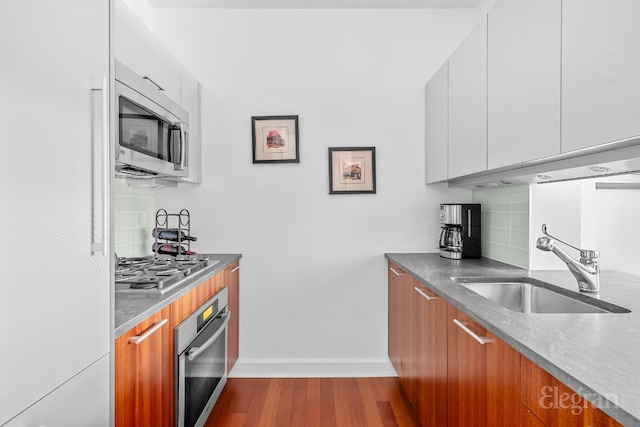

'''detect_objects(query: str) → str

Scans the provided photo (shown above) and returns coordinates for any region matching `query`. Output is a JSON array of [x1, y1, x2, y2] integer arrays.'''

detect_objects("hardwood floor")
[[205, 377, 420, 427]]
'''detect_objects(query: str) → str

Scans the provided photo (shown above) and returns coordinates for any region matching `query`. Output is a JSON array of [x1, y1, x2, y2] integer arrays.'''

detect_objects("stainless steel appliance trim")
[[116, 60, 187, 122], [115, 81, 189, 178], [175, 288, 229, 427], [115, 60, 189, 179], [187, 311, 231, 362], [453, 319, 491, 345], [467, 209, 472, 238], [128, 318, 168, 345]]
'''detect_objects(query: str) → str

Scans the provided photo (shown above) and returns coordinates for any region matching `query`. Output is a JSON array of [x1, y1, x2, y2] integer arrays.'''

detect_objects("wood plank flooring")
[[205, 377, 420, 427]]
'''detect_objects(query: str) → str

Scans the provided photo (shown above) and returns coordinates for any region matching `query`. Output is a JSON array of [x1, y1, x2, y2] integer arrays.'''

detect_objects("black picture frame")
[[328, 147, 376, 194], [251, 115, 299, 163]]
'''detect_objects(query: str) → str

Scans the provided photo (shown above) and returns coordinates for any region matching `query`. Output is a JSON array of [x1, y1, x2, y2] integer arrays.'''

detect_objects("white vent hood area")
[[448, 135, 640, 190]]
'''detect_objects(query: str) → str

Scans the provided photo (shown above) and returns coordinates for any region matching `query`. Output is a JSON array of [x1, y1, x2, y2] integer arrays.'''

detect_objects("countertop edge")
[[384, 252, 639, 426], [114, 254, 242, 337]]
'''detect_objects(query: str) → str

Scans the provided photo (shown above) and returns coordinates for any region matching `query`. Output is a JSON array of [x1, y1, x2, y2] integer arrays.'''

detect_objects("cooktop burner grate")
[[115, 254, 213, 293]]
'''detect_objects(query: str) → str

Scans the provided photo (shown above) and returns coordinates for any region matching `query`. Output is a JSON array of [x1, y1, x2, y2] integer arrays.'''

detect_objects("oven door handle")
[[187, 310, 231, 362]]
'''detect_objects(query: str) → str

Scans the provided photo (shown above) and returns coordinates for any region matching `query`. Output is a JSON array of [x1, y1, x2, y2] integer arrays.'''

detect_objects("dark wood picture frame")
[[251, 115, 299, 163], [328, 147, 376, 194]]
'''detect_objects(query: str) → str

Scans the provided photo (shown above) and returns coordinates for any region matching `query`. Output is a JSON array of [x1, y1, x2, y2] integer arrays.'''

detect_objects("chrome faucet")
[[536, 224, 600, 292]]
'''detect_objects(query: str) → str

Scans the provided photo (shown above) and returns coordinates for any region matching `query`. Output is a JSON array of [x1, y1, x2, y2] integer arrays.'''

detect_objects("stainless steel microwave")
[[115, 60, 189, 179]]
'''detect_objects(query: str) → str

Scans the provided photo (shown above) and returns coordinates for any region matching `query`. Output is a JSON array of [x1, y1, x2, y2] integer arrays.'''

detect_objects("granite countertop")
[[385, 253, 640, 426], [114, 253, 242, 337]]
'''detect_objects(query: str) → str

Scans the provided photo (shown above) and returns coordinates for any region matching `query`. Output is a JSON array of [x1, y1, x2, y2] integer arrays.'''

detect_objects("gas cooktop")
[[115, 254, 219, 294]]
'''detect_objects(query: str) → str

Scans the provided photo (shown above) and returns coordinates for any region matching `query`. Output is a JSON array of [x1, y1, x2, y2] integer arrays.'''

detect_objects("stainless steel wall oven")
[[175, 288, 230, 427]]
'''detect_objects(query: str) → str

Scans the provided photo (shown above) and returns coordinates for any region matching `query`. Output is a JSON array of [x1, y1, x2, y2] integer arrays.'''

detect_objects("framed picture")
[[252, 115, 299, 163], [328, 147, 376, 194]]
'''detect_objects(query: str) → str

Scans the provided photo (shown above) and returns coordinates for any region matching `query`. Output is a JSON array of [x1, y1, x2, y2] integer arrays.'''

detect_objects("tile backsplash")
[[114, 180, 156, 257], [472, 185, 530, 269]]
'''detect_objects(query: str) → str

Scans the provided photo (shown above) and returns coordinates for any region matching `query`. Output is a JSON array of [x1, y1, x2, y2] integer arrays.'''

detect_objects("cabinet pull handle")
[[128, 319, 168, 345], [414, 286, 437, 301], [142, 75, 165, 91], [453, 318, 490, 345], [231, 265, 240, 273], [389, 267, 404, 276], [90, 77, 109, 255]]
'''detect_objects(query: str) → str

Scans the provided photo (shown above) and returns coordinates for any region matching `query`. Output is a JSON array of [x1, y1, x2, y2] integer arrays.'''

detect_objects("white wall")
[[530, 181, 585, 270], [152, 9, 476, 375], [594, 176, 640, 276], [530, 176, 640, 276]]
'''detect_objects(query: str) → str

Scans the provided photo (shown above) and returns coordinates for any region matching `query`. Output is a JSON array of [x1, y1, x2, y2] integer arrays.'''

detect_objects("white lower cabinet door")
[[3, 355, 110, 427]]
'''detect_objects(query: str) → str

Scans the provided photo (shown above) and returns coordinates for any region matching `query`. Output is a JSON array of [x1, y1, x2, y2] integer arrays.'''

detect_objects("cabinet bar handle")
[[90, 77, 109, 255], [231, 265, 240, 273], [128, 319, 168, 345], [389, 267, 404, 276], [414, 286, 437, 301], [453, 318, 490, 345], [142, 75, 165, 91]]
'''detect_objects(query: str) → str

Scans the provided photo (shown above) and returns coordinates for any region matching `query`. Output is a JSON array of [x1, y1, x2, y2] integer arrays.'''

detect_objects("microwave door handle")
[[175, 122, 187, 171], [186, 311, 231, 362]]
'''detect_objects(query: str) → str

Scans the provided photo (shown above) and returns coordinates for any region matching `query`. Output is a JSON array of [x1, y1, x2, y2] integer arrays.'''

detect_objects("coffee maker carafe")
[[439, 204, 481, 259]]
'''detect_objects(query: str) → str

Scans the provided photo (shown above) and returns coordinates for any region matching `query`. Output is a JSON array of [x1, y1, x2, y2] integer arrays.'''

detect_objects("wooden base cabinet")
[[387, 261, 621, 427], [116, 263, 241, 427], [387, 263, 453, 426], [447, 307, 520, 427], [226, 261, 240, 372], [520, 356, 622, 427], [115, 306, 173, 427], [413, 282, 448, 426], [388, 262, 417, 402]]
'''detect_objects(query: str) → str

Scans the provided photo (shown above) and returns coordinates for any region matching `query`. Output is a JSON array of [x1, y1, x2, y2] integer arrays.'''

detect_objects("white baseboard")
[[228, 357, 398, 378]]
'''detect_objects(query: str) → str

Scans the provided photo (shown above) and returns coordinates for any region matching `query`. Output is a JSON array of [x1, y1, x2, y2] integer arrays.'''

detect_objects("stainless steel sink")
[[451, 276, 630, 314]]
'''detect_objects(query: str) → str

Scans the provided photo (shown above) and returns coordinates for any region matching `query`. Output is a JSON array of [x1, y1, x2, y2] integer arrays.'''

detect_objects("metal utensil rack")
[[153, 208, 192, 258]]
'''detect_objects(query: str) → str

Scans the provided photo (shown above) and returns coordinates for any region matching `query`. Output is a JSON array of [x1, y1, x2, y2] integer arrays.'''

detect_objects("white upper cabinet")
[[562, 0, 640, 152], [115, 0, 181, 102], [180, 65, 202, 184], [115, 0, 202, 185], [487, 0, 561, 169], [425, 61, 449, 183], [448, 17, 488, 178]]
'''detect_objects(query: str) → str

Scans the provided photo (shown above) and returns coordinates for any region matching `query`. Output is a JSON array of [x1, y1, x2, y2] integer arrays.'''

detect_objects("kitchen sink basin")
[[451, 276, 630, 314]]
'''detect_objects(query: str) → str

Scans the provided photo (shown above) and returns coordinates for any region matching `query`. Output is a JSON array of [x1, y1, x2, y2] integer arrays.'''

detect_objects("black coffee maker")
[[438, 204, 481, 259]]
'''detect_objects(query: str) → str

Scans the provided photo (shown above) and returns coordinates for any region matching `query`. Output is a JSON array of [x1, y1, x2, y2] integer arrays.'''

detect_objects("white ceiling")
[[147, 0, 482, 9]]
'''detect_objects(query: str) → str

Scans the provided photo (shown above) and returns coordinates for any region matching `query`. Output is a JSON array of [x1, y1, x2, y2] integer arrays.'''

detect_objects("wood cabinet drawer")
[[520, 356, 622, 427]]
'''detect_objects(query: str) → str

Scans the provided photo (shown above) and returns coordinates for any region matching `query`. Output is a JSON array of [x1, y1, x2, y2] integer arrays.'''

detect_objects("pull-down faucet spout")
[[536, 225, 600, 293]]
